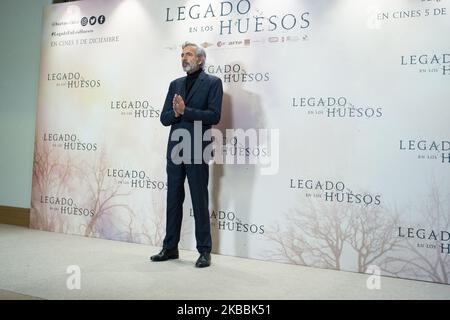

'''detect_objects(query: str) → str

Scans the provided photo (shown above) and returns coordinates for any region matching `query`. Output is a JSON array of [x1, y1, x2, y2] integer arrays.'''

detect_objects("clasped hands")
[[173, 94, 185, 118]]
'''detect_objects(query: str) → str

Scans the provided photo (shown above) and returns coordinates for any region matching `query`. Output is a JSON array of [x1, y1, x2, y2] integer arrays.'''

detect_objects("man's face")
[[181, 46, 200, 74]]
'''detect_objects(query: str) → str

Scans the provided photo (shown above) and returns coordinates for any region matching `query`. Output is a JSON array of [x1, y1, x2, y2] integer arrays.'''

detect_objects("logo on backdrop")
[[189, 208, 265, 235], [211, 35, 308, 49], [50, 14, 119, 47], [110, 100, 161, 119], [289, 178, 382, 206], [81, 15, 106, 26], [47, 72, 101, 89], [40, 195, 95, 217], [164, 0, 311, 36], [291, 96, 383, 119], [43, 133, 98, 152], [399, 139, 450, 164], [205, 63, 269, 83], [401, 54, 450, 76], [106, 168, 167, 191], [50, 15, 95, 37], [398, 226, 450, 254]]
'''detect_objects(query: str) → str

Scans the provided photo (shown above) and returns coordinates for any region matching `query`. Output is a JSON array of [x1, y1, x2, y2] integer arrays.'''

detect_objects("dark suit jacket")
[[160, 70, 223, 161]]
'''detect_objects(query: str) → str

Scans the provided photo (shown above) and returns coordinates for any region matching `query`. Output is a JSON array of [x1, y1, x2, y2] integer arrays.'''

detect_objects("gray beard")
[[183, 62, 200, 74]]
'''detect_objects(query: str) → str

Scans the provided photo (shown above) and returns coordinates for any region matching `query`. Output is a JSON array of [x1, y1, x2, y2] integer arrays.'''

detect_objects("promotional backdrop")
[[31, 0, 450, 284]]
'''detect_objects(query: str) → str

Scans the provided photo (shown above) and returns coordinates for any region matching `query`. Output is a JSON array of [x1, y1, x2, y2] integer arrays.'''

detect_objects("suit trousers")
[[163, 159, 211, 253]]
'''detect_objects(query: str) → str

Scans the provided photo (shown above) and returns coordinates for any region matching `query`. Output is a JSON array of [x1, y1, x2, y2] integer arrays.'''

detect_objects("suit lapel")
[[186, 71, 206, 104], [180, 77, 187, 101]]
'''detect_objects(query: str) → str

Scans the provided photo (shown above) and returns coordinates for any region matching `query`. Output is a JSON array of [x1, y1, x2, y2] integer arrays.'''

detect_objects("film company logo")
[[216, 39, 251, 49], [291, 96, 383, 119], [215, 36, 307, 49], [165, 0, 310, 37], [267, 34, 308, 44], [205, 63, 269, 83], [398, 226, 450, 254], [400, 139, 450, 164], [106, 168, 167, 190], [189, 208, 265, 235], [47, 72, 101, 89], [401, 54, 450, 76], [43, 133, 98, 152], [40, 195, 94, 217], [289, 178, 382, 206], [110, 100, 161, 119]]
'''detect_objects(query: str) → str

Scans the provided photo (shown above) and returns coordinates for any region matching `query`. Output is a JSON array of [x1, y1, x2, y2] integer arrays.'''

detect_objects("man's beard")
[[183, 60, 200, 74]]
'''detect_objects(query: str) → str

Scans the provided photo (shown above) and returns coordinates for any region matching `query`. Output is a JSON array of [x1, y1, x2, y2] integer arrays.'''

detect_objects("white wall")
[[0, 0, 52, 207]]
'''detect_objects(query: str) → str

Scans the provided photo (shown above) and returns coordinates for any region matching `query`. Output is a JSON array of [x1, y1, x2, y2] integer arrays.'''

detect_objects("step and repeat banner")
[[31, 0, 449, 284]]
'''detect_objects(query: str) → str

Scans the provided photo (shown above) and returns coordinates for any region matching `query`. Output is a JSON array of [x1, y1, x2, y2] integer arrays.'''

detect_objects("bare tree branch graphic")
[[265, 197, 400, 272], [265, 199, 354, 269], [76, 153, 133, 238], [348, 205, 402, 273], [31, 141, 74, 232], [381, 181, 450, 284]]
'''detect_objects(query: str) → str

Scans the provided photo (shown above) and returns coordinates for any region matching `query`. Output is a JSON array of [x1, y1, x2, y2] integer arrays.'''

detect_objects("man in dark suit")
[[150, 42, 223, 268]]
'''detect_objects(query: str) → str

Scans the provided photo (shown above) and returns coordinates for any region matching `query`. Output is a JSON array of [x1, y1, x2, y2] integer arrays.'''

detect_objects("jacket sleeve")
[[182, 77, 223, 125], [160, 81, 181, 127]]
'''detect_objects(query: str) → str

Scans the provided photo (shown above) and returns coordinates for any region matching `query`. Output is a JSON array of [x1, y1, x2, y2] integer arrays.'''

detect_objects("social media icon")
[[98, 15, 106, 25], [89, 16, 97, 25], [81, 17, 88, 26]]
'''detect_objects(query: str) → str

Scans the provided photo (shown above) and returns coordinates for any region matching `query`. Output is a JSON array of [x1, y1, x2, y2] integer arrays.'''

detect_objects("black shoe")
[[195, 252, 211, 268], [150, 247, 179, 262]]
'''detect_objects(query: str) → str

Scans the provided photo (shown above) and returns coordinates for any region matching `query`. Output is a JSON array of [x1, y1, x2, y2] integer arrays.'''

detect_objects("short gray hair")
[[182, 41, 206, 66]]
